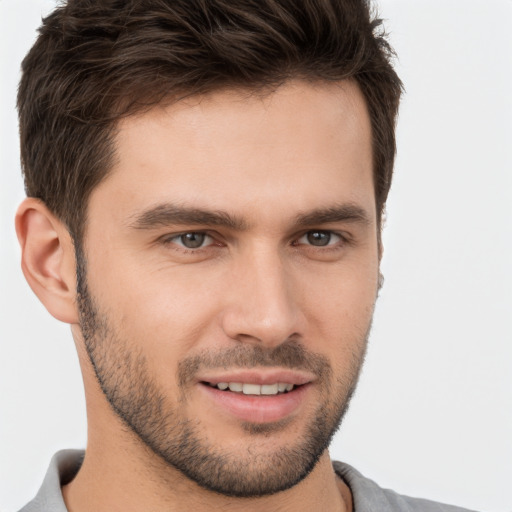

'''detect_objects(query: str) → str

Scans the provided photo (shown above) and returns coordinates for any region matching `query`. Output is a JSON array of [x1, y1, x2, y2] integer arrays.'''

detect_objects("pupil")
[[181, 233, 205, 248], [307, 231, 330, 246]]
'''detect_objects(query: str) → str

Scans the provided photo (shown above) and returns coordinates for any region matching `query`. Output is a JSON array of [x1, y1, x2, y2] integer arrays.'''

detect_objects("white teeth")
[[261, 383, 279, 395], [243, 383, 261, 395], [213, 382, 295, 395]]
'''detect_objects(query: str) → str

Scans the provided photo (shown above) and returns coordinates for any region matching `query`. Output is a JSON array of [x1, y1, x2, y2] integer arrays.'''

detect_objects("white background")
[[1, 1, 511, 511]]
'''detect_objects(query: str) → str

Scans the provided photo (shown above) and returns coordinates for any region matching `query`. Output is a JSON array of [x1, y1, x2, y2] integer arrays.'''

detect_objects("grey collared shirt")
[[19, 450, 478, 511]]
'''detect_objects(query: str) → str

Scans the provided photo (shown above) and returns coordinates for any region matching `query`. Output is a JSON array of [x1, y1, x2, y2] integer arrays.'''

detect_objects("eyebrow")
[[293, 204, 372, 228], [128, 202, 372, 232], [129, 204, 249, 231]]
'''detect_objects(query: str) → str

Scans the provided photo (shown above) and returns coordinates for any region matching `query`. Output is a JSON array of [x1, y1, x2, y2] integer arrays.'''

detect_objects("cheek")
[[296, 259, 377, 371], [298, 258, 378, 323], [86, 254, 228, 368]]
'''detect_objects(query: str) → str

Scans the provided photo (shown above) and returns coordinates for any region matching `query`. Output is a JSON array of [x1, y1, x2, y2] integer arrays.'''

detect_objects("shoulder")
[[332, 461, 480, 512], [18, 450, 83, 512]]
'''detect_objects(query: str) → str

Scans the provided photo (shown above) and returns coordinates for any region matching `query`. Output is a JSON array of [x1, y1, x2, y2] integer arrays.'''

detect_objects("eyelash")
[[293, 231, 344, 249], [160, 232, 218, 252], [160, 230, 349, 253]]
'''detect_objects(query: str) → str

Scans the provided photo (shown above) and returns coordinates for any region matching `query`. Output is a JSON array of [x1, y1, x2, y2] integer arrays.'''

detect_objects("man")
[[11, 0, 481, 510]]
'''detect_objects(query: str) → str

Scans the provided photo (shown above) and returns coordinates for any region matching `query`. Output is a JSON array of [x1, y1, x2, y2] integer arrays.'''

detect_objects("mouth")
[[202, 381, 298, 395], [196, 371, 313, 424]]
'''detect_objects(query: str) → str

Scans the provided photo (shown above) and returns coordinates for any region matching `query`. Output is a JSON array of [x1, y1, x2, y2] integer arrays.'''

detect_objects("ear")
[[15, 198, 79, 324], [377, 231, 384, 292], [378, 238, 384, 263]]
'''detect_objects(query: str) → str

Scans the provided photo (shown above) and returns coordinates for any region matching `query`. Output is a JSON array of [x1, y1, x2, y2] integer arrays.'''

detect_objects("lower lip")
[[199, 383, 310, 424]]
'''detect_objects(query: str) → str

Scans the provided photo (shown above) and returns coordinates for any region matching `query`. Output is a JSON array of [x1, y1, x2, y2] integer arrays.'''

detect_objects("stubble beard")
[[75, 247, 370, 497]]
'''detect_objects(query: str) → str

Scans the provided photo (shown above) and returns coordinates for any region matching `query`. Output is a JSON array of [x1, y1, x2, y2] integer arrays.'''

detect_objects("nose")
[[220, 247, 302, 348]]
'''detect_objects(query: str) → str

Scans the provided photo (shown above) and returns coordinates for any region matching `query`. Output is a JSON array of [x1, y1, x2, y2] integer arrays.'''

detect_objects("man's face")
[[76, 80, 379, 496]]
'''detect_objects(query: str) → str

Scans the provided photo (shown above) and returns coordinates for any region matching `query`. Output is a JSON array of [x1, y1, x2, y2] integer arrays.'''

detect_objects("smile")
[[198, 377, 311, 424], [205, 382, 296, 395]]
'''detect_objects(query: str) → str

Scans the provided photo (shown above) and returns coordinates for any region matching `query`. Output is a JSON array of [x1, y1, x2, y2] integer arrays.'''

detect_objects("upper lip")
[[197, 369, 316, 386]]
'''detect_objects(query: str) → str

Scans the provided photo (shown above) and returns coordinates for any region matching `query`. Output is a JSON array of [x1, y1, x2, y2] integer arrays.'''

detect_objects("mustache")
[[178, 341, 332, 387]]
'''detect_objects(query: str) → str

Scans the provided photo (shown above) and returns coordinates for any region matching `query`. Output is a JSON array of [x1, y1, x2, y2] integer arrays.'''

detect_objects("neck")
[[62, 434, 351, 512]]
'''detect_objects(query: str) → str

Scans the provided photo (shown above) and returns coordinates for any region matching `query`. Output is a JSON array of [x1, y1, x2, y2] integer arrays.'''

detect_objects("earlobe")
[[15, 198, 79, 324]]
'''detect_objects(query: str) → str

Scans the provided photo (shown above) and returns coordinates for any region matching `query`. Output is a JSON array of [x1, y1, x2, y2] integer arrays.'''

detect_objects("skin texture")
[[16, 80, 378, 511]]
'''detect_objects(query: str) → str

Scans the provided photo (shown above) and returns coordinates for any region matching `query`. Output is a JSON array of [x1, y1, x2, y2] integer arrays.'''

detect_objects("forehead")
[[90, 80, 375, 227]]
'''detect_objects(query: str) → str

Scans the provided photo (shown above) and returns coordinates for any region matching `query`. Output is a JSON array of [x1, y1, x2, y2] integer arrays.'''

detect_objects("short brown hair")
[[18, 0, 402, 241]]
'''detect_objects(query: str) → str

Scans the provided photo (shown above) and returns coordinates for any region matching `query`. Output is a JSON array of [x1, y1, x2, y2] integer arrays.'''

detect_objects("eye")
[[166, 232, 214, 249], [296, 230, 342, 247]]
